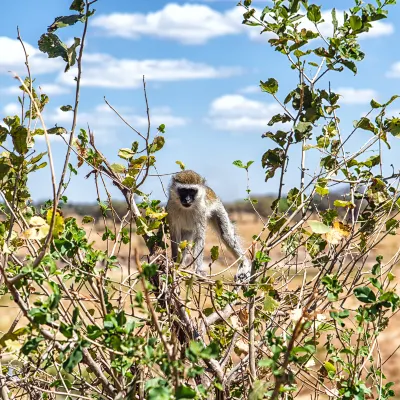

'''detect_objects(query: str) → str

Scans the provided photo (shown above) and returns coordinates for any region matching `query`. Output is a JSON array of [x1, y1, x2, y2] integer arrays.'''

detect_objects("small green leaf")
[[233, 160, 244, 168], [175, 385, 196, 399], [264, 294, 279, 312], [260, 78, 278, 95], [324, 361, 336, 374], [370, 99, 381, 109], [82, 216, 94, 224], [118, 148, 135, 160], [63, 345, 83, 373], [157, 124, 166, 133], [70, 0, 85, 12], [307, 4, 322, 23], [349, 15, 362, 31], [60, 105, 73, 112], [210, 246, 219, 262], [111, 163, 125, 174], [308, 220, 331, 234], [334, 200, 355, 209], [354, 287, 376, 303]]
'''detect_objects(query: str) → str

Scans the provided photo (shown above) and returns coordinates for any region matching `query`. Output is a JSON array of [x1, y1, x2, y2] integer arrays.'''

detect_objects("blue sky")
[[1, 0, 400, 204]]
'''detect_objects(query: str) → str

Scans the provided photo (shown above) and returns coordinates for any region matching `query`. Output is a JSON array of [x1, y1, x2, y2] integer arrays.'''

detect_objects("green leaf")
[[63, 345, 83, 373], [342, 60, 357, 74], [111, 163, 125, 174], [349, 15, 362, 31], [370, 99, 381, 109], [260, 78, 278, 95], [38, 33, 68, 63], [215, 280, 223, 296], [249, 380, 268, 400], [233, 160, 244, 168], [354, 287, 376, 303], [60, 105, 73, 112], [307, 5, 322, 23], [308, 220, 331, 234], [148, 386, 171, 400], [210, 246, 219, 262], [149, 136, 165, 153], [324, 361, 336, 374], [334, 200, 355, 209], [175, 385, 196, 399], [157, 124, 166, 133], [11, 126, 28, 154], [118, 148, 135, 160], [82, 216, 94, 224], [264, 294, 279, 312], [70, 0, 85, 12], [48, 15, 86, 32]]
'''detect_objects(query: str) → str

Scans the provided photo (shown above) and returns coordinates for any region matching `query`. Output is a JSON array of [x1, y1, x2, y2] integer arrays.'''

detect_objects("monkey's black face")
[[178, 188, 198, 208]]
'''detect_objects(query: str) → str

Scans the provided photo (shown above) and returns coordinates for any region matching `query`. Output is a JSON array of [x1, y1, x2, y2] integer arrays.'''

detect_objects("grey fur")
[[166, 173, 251, 282]]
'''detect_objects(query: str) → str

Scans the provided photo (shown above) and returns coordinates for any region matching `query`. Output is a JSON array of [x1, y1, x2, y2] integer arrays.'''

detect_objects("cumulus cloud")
[[387, 62, 400, 78], [46, 103, 188, 142], [2, 83, 70, 96], [0, 37, 63, 75], [92, 4, 244, 45], [207, 94, 282, 131], [334, 87, 378, 105], [58, 54, 241, 88], [92, 4, 393, 45], [238, 85, 260, 94], [2, 101, 187, 144]]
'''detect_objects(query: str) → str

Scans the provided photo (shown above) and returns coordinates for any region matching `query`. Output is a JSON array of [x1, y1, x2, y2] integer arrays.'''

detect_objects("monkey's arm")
[[211, 203, 251, 282]]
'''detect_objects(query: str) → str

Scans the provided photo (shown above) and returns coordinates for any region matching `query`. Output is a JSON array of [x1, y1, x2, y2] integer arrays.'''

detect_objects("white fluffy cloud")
[[387, 62, 400, 78], [0, 37, 63, 75], [47, 103, 188, 139], [207, 94, 281, 131], [92, 4, 393, 45], [92, 4, 244, 45], [58, 54, 241, 88], [2, 83, 70, 96], [334, 87, 378, 105]]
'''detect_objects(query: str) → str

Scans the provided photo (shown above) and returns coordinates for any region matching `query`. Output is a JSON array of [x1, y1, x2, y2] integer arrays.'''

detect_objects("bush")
[[0, 0, 399, 399]]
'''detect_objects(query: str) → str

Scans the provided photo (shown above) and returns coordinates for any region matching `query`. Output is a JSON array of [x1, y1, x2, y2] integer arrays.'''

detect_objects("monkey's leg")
[[170, 227, 181, 263], [180, 230, 195, 268], [191, 227, 207, 276], [212, 206, 251, 282]]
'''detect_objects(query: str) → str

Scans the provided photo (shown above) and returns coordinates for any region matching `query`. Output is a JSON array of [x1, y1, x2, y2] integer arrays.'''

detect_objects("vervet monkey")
[[166, 170, 251, 282]]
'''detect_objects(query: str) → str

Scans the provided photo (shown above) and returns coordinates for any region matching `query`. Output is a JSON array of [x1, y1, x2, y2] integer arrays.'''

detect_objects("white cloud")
[[238, 85, 260, 94], [387, 62, 400, 78], [334, 87, 378, 105], [3, 102, 20, 115], [92, 5, 393, 45], [207, 94, 282, 131], [46, 103, 188, 142], [92, 4, 244, 45], [0, 37, 63, 75], [2, 83, 70, 96], [58, 54, 241, 88]]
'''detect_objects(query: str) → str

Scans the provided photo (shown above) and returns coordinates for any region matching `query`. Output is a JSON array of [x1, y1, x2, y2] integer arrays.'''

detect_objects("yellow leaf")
[[5, 339, 21, 353], [46, 209, 65, 237], [30, 216, 47, 227], [326, 220, 351, 245]]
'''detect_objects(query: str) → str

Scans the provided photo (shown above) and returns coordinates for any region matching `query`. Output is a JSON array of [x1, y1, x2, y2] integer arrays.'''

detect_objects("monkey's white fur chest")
[[167, 198, 212, 232]]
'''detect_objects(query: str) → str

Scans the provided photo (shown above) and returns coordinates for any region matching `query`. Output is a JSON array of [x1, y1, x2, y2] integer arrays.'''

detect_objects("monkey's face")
[[177, 187, 198, 208]]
